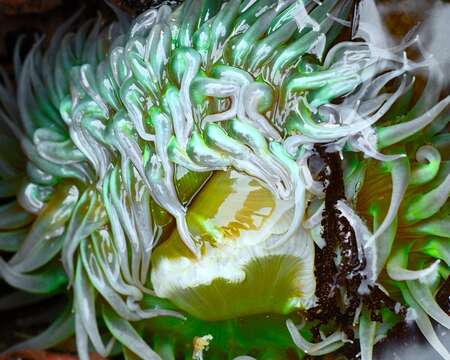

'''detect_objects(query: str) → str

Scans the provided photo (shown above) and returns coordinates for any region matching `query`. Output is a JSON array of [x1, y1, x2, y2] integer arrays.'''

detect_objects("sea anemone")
[[0, 0, 448, 359]]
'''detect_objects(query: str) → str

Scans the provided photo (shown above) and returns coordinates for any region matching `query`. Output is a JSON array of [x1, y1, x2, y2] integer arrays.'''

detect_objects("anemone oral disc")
[[151, 170, 315, 321]]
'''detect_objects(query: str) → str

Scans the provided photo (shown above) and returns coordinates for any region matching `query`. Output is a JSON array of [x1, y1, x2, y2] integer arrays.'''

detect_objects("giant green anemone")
[[0, 0, 449, 359]]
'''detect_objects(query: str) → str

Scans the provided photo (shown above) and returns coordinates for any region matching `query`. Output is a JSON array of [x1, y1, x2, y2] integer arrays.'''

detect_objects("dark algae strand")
[[308, 146, 365, 339], [309, 146, 406, 344]]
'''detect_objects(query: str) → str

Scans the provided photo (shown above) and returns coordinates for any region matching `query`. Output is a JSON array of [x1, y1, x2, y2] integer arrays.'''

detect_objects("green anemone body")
[[0, 0, 449, 359]]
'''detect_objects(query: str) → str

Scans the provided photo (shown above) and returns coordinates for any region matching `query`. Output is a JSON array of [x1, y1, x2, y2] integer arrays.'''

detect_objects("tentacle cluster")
[[0, 0, 448, 359]]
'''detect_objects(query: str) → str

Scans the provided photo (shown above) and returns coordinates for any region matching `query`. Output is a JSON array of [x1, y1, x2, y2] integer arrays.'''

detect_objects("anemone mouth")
[[151, 170, 316, 321]]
